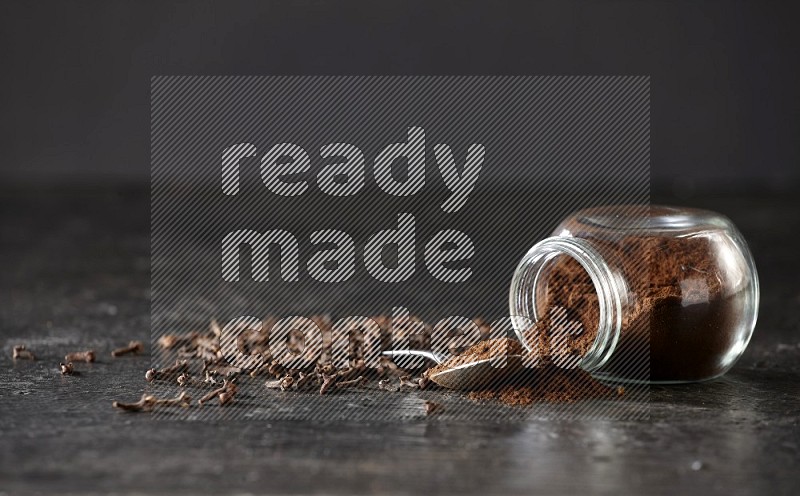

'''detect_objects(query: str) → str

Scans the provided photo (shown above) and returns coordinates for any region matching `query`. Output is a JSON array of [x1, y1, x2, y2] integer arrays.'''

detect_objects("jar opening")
[[509, 237, 623, 371]]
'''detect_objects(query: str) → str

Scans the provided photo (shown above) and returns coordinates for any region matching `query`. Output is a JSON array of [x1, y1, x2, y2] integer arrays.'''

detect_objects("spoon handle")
[[381, 350, 446, 364]]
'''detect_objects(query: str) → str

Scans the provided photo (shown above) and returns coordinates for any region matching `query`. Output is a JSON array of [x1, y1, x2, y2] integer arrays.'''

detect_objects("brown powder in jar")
[[610, 235, 742, 381], [530, 234, 739, 382], [520, 254, 600, 367]]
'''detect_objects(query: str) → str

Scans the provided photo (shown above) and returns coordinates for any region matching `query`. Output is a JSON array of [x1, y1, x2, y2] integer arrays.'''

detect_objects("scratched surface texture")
[[0, 185, 798, 495]]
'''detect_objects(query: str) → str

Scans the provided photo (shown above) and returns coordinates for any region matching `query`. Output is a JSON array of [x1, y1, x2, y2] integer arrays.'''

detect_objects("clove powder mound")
[[467, 366, 621, 405], [427, 336, 617, 405]]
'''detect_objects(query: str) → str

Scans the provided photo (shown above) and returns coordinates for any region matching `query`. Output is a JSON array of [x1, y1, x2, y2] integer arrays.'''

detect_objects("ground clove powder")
[[428, 338, 617, 405]]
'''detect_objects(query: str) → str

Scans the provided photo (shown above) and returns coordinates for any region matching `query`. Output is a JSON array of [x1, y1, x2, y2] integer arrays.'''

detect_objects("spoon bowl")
[[382, 350, 524, 390]]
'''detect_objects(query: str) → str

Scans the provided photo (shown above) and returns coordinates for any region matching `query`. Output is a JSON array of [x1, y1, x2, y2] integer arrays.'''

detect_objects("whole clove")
[[177, 373, 193, 387], [198, 379, 237, 406], [319, 373, 336, 395], [112, 393, 158, 412], [112, 392, 191, 412], [154, 391, 192, 408], [218, 391, 235, 405], [206, 364, 242, 378], [60, 362, 74, 375], [158, 333, 198, 350], [145, 360, 189, 382], [12, 345, 36, 360], [398, 376, 420, 389], [317, 363, 337, 376], [424, 400, 444, 416], [377, 356, 407, 377], [279, 375, 294, 391], [203, 369, 220, 386], [336, 376, 367, 389], [111, 341, 144, 357], [65, 350, 95, 363]]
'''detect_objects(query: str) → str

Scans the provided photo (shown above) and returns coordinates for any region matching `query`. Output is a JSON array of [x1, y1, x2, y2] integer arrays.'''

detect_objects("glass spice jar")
[[509, 205, 759, 383]]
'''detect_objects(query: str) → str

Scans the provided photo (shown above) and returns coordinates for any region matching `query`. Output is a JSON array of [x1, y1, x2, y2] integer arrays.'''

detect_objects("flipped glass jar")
[[509, 205, 759, 383]]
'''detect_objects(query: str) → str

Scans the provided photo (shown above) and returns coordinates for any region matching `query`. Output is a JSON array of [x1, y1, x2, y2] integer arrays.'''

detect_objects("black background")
[[1, 0, 798, 191]]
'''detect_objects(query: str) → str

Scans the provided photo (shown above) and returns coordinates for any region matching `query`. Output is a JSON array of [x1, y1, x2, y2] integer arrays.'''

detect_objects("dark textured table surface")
[[1, 185, 799, 495]]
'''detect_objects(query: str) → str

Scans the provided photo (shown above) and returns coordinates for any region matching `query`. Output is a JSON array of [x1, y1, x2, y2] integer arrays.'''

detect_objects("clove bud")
[[176, 373, 193, 387], [218, 391, 235, 405], [154, 391, 192, 408], [65, 350, 95, 363], [198, 379, 237, 406], [158, 333, 197, 350], [111, 341, 144, 357], [424, 401, 444, 416], [336, 376, 367, 389], [145, 360, 189, 382], [12, 345, 36, 360], [279, 375, 294, 391], [319, 373, 336, 395], [60, 362, 74, 375], [112, 392, 191, 412], [398, 376, 420, 389], [112, 393, 158, 412]]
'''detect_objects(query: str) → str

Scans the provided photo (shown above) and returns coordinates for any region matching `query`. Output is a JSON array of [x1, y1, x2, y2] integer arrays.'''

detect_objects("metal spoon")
[[382, 350, 524, 390]]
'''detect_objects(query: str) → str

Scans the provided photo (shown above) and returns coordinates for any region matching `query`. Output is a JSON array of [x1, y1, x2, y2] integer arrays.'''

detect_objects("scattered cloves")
[[65, 350, 95, 363], [111, 341, 144, 357]]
